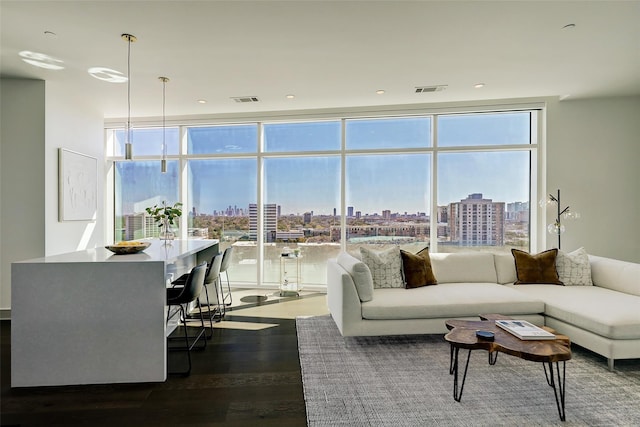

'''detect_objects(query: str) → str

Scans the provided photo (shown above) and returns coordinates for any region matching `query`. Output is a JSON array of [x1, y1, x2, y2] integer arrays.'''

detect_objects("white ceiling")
[[1, 1, 639, 121]]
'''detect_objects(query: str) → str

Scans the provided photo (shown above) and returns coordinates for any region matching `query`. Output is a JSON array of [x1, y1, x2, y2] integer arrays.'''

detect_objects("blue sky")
[[116, 112, 531, 216]]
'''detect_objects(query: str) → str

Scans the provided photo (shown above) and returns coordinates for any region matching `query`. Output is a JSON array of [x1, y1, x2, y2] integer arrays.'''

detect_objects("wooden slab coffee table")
[[445, 314, 571, 421]]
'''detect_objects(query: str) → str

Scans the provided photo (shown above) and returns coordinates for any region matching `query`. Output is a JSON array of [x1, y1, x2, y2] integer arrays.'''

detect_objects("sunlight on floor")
[[188, 288, 329, 330]]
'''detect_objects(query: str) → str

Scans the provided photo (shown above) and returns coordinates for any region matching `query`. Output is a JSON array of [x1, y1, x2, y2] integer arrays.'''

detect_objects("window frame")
[[105, 102, 543, 287]]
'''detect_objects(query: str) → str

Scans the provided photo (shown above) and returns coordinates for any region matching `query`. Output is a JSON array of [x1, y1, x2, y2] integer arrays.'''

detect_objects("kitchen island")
[[11, 239, 218, 387]]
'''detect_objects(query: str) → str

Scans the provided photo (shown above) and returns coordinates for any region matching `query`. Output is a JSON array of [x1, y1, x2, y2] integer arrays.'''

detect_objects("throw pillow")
[[556, 247, 593, 286], [511, 249, 563, 285], [359, 246, 404, 289], [400, 248, 438, 288]]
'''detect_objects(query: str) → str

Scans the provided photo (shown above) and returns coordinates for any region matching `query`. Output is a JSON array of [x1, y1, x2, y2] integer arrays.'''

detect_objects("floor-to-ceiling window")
[[111, 127, 180, 241], [345, 116, 432, 257], [435, 111, 534, 253], [108, 105, 539, 288]]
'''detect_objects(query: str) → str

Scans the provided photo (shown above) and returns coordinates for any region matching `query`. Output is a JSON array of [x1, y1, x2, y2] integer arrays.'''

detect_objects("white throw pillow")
[[556, 247, 593, 286], [359, 246, 404, 289]]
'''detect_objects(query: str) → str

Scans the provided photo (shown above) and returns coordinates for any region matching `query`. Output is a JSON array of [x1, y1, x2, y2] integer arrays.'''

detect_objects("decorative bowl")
[[105, 241, 151, 255]]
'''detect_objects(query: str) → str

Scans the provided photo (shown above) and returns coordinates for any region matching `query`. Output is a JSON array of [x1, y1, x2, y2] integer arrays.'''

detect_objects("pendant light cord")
[[162, 79, 166, 152], [122, 33, 136, 160], [127, 36, 131, 144]]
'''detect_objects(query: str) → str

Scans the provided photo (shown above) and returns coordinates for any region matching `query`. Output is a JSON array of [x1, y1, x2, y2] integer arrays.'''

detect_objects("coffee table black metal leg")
[[544, 361, 567, 421], [451, 345, 472, 402], [488, 351, 498, 365]]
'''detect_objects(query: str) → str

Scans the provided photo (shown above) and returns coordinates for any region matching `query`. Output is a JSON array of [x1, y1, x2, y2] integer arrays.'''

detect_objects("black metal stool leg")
[[222, 271, 233, 306]]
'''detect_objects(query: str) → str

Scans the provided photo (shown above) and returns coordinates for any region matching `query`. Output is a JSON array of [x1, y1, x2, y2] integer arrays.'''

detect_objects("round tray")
[[105, 241, 151, 255]]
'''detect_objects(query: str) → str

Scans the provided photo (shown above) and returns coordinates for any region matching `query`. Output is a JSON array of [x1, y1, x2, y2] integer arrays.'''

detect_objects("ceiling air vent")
[[231, 96, 260, 103], [415, 85, 447, 93]]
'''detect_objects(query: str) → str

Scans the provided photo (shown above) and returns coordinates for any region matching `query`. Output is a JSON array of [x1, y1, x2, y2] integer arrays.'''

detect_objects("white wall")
[[44, 81, 105, 256], [0, 78, 46, 313], [546, 96, 640, 262], [0, 78, 104, 314]]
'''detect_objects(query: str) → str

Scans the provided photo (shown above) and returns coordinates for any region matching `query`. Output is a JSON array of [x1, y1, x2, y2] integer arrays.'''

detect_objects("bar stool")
[[201, 253, 225, 332], [219, 246, 234, 306], [166, 262, 207, 376]]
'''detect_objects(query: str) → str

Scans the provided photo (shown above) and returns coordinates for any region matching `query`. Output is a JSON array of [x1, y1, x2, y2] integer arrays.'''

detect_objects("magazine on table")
[[495, 320, 556, 340]]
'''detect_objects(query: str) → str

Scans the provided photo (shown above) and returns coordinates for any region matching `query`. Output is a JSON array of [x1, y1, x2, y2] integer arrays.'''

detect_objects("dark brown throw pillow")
[[511, 249, 563, 285], [400, 248, 438, 288]]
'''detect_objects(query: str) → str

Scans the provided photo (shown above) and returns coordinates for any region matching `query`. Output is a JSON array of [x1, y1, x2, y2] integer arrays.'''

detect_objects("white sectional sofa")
[[326, 251, 640, 370]]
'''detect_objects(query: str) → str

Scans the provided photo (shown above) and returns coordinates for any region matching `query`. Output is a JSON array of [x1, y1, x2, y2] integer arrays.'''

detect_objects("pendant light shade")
[[159, 76, 169, 173], [122, 33, 136, 160]]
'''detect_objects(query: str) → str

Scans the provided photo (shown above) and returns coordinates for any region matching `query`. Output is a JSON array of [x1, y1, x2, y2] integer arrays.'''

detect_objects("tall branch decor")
[[542, 189, 579, 250]]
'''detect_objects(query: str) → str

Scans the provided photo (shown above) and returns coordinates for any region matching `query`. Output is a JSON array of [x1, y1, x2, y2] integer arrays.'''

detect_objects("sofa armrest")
[[327, 259, 365, 336]]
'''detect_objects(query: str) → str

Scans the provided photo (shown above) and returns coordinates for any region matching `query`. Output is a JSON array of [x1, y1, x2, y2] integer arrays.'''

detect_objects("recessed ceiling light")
[[286, 94, 295, 99], [44, 30, 57, 37], [376, 89, 385, 95], [88, 67, 127, 83], [19, 51, 64, 70], [197, 99, 207, 104], [474, 83, 485, 89], [562, 24, 576, 30]]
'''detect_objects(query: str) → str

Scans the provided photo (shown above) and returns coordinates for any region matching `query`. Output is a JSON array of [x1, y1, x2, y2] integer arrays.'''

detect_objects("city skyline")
[[192, 192, 529, 219]]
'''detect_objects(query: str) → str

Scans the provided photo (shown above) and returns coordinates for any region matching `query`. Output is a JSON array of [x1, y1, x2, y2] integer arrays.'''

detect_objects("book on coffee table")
[[495, 320, 556, 340]]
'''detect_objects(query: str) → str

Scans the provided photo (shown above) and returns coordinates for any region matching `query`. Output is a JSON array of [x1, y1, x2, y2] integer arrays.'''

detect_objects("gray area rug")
[[297, 315, 640, 426]]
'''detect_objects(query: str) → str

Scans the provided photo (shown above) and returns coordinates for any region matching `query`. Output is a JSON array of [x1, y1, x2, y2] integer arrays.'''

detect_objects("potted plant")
[[145, 201, 183, 241]]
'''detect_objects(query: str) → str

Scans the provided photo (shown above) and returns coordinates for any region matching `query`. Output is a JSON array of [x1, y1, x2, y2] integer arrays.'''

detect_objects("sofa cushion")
[[556, 247, 593, 286], [337, 252, 374, 302], [361, 283, 544, 320], [360, 246, 404, 289], [589, 255, 640, 297], [400, 248, 437, 288], [507, 284, 640, 339], [429, 252, 497, 284], [512, 249, 563, 285]]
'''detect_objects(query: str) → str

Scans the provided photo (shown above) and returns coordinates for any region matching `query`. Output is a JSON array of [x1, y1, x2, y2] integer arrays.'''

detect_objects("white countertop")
[[15, 239, 219, 264]]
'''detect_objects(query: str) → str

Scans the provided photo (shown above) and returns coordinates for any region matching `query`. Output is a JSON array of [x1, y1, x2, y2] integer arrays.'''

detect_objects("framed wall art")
[[58, 148, 97, 221]]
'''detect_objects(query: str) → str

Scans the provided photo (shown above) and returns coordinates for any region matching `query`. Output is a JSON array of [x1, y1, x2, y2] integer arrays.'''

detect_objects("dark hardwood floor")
[[1, 306, 308, 426]]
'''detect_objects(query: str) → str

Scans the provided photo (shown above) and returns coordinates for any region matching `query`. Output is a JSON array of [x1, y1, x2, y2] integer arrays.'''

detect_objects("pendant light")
[[159, 76, 169, 173], [122, 33, 137, 160]]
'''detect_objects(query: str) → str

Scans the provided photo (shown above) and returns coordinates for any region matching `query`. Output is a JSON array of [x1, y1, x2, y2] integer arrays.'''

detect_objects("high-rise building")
[[347, 206, 354, 217], [123, 213, 159, 240], [448, 193, 504, 246], [506, 201, 529, 221], [382, 210, 391, 220], [303, 212, 312, 224], [437, 205, 449, 223], [249, 203, 278, 242]]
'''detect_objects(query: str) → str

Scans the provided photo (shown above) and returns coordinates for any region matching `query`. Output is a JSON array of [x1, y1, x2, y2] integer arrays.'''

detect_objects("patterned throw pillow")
[[511, 248, 563, 285], [556, 247, 593, 286], [359, 246, 404, 289]]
